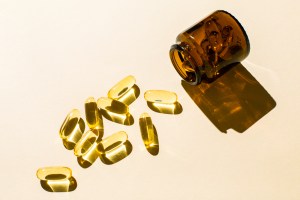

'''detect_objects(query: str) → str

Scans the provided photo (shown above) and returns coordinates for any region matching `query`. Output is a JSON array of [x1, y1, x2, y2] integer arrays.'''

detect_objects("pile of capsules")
[[36, 75, 182, 192]]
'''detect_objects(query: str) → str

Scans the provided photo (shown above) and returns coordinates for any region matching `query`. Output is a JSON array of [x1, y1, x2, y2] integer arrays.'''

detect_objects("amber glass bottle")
[[169, 10, 250, 85]]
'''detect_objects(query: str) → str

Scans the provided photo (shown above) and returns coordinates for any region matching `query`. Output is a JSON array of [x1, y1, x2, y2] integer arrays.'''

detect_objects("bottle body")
[[170, 10, 250, 85]]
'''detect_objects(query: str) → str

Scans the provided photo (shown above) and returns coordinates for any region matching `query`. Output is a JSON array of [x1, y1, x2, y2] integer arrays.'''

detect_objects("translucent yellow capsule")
[[74, 130, 100, 168], [144, 90, 178, 104], [115, 84, 140, 105], [97, 131, 132, 165], [37, 167, 72, 181], [139, 113, 159, 156], [97, 97, 134, 125], [85, 97, 103, 132], [147, 101, 183, 115], [36, 167, 77, 192], [59, 109, 85, 150], [108, 75, 136, 100], [97, 97, 128, 114]]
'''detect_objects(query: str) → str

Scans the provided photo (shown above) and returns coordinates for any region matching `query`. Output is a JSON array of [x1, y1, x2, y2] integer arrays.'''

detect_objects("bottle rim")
[[169, 44, 201, 85]]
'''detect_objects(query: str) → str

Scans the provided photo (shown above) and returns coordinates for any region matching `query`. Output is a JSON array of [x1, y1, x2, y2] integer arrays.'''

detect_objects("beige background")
[[0, 0, 299, 199]]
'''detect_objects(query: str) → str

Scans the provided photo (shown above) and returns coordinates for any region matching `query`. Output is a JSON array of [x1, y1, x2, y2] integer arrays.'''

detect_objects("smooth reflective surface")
[[182, 63, 276, 133], [59, 109, 85, 150], [40, 176, 77, 192], [147, 101, 183, 114], [108, 75, 136, 99], [97, 97, 129, 114], [170, 10, 250, 84], [97, 131, 132, 164], [85, 97, 103, 131], [116, 84, 140, 105], [139, 113, 159, 156], [144, 90, 178, 104]]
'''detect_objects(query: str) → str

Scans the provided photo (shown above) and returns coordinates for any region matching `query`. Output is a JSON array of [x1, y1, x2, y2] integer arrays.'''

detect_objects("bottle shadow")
[[181, 62, 276, 133]]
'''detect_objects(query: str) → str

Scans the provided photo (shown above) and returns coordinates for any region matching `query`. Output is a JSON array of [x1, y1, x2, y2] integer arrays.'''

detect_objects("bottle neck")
[[169, 43, 201, 85]]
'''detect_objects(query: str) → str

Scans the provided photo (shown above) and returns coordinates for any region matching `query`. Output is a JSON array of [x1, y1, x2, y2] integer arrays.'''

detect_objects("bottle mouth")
[[169, 44, 200, 85]]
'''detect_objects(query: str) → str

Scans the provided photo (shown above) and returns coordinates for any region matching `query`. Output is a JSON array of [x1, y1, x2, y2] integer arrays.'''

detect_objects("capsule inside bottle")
[[59, 109, 85, 150]]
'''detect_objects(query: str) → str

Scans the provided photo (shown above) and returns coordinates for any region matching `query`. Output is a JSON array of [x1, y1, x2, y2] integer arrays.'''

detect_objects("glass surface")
[[170, 10, 250, 85]]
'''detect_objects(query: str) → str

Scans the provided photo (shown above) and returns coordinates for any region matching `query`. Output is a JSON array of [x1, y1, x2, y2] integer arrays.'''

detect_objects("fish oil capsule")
[[97, 97, 129, 114], [36, 167, 77, 192], [59, 109, 85, 150], [97, 97, 134, 125], [115, 84, 140, 105], [144, 90, 178, 104], [97, 131, 132, 165], [147, 101, 183, 115], [108, 75, 136, 100], [85, 97, 103, 132], [139, 113, 159, 156], [74, 130, 99, 168]]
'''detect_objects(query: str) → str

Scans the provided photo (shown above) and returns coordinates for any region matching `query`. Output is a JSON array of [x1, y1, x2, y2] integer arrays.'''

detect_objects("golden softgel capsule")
[[85, 97, 103, 132], [108, 75, 136, 100], [144, 90, 178, 104], [97, 97, 134, 125], [139, 113, 159, 156], [36, 167, 77, 192], [74, 130, 100, 168], [108, 75, 140, 105], [59, 109, 85, 150], [116, 84, 140, 105], [144, 90, 182, 114], [97, 131, 132, 165], [147, 101, 183, 114]]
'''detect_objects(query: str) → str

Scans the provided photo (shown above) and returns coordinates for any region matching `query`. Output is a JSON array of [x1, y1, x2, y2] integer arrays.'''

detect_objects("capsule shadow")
[[181, 62, 276, 133], [147, 101, 183, 114], [100, 110, 134, 126], [40, 176, 77, 192]]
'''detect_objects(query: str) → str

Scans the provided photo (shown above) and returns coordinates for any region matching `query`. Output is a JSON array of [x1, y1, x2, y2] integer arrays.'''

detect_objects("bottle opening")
[[170, 44, 199, 85]]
